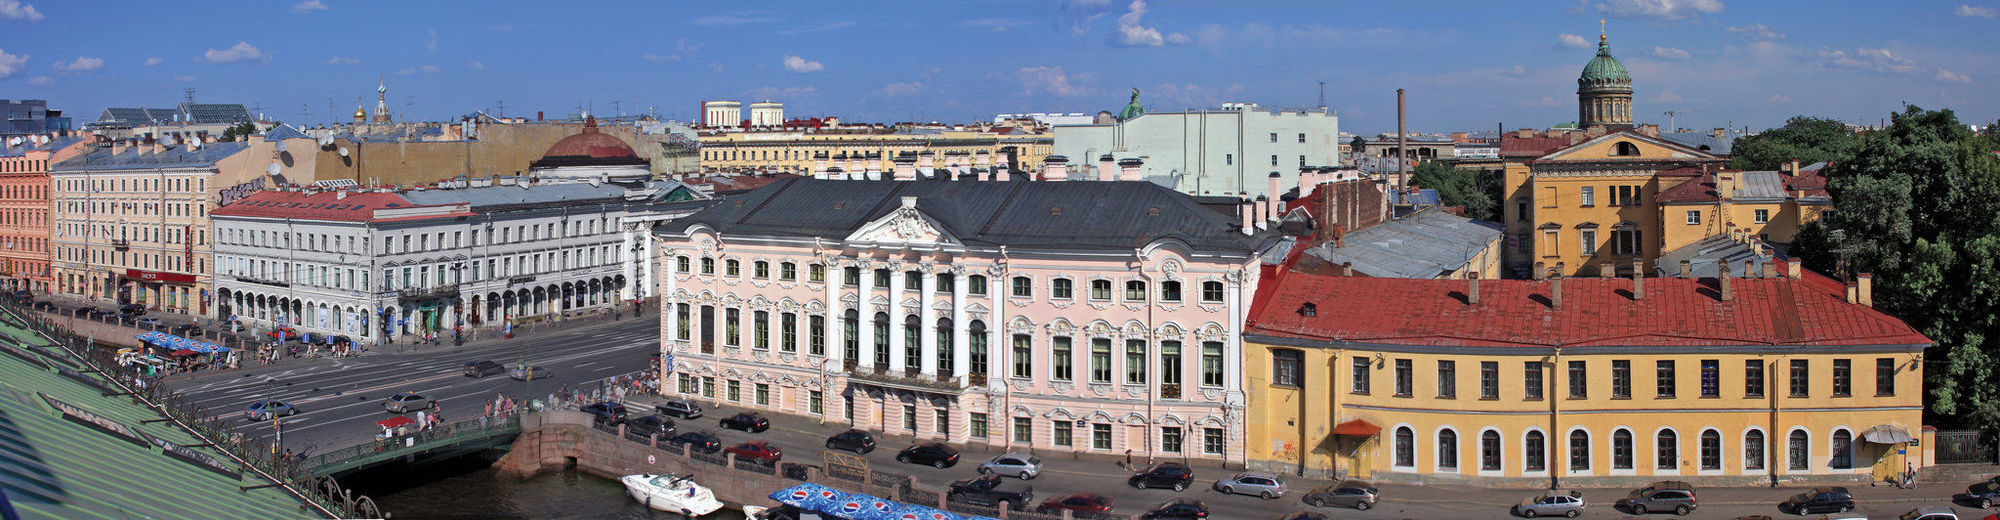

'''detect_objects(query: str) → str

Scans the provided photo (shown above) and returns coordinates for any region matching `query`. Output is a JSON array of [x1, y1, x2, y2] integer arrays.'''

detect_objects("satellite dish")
[[274, 140, 287, 153], [338, 147, 349, 157], [267, 162, 282, 176], [319, 136, 334, 147], [191, 141, 203, 151]]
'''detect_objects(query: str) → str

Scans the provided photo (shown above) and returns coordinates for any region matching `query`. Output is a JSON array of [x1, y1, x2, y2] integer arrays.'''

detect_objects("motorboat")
[[621, 473, 726, 517]]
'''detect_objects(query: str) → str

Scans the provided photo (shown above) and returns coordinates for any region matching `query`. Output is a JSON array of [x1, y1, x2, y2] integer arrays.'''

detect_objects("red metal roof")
[[211, 190, 427, 222], [1245, 269, 1929, 348], [1499, 133, 1574, 158], [1653, 173, 1718, 203]]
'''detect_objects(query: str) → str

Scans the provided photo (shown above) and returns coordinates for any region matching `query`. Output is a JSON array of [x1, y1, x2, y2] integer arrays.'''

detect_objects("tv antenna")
[[184, 88, 196, 103], [1317, 81, 1327, 109], [495, 100, 504, 118], [1663, 110, 1698, 132]]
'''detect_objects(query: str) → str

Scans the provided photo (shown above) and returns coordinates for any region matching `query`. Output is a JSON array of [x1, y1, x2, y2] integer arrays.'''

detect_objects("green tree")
[[1407, 160, 1498, 221], [1727, 116, 1860, 170], [1349, 135, 1366, 153], [220, 122, 259, 142], [1795, 105, 2000, 429]]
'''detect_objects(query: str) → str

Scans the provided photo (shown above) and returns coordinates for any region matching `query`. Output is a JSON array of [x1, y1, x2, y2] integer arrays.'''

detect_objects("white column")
[[950, 266, 969, 382], [663, 246, 679, 351], [822, 256, 842, 366], [858, 261, 874, 371], [888, 266, 907, 374], [989, 265, 1006, 383], [918, 264, 937, 376]]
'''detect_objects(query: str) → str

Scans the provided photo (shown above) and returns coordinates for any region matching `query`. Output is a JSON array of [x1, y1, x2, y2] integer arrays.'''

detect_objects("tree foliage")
[[1728, 116, 1861, 170], [1408, 160, 1499, 221], [1794, 106, 2000, 429], [220, 122, 259, 142], [1349, 135, 1366, 153]]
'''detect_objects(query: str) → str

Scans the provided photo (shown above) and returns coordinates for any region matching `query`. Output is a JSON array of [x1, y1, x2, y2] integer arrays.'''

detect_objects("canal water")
[[355, 454, 748, 520]]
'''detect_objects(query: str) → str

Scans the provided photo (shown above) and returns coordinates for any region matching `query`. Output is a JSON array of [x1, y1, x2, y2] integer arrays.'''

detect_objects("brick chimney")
[[1120, 158, 1144, 182], [1680, 260, 1692, 279], [1467, 271, 1480, 305], [1550, 272, 1564, 308], [1743, 260, 1757, 280], [1254, 196, 1270, 230], [1044, 156, 1069, 181], [1267, 172, 1283, 205], [893, 155, 917, 181], [1717, 171, 1736, 200], [1533, 261, 1546, 281], [1341, 262, 1353, 277], [918, 151, 935, 172], [1332, 223, 1345, 248], [1785, 257, 1801, 279], [1600, 261, 1615, 279], [975, 150, 991, 170], [1846, 281, 1859, 304], [1762, 259, 1777, 279], [1239, 201, 1254, 235], [1631, 259, 1645, 300], [1099, 154, 1117, 182], [1712, 127, 1727, 139], [1857, 272, 1873, 307], [994, 165, 1011, 182], [1718, 261, 1734, 302]]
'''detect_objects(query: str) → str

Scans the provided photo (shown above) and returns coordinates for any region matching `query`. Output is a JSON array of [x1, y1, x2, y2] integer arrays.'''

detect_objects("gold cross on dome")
[[1599, 19, 1607, 36]]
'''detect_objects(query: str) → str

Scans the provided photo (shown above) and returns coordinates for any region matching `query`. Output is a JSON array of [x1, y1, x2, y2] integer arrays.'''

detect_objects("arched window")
[[1788, 430, 1810, 470], [936, 318, 955, 375], [1568, 430, 1590, 471], [1613, 429, 1634, 469], [1481, 430, 1502, 471], [872, 313, 891, 366], [1613, 141, 1641, 156], [1010, 276, 1032, 298], [1700, 430, 1722, 470], [1656, 429, 1679, 471], [1436, 429, 1458, 469], [1394, 427, 1415, 467], [1744, 430, 1766, 470], [968, 320, 989, 376], [1831, 430, 1853, 469], [1525, 431, 1547, 472], [903, 315, 921, 369]]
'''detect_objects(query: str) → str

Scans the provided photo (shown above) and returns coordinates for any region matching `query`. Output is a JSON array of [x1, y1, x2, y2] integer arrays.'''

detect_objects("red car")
[[1039, 492, 1114, 515], [724, 441, 782, 464]]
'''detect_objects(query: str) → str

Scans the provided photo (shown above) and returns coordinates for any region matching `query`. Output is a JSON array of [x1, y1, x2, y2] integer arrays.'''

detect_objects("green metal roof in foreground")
[[1579, 35, 1632, 84], [0, 315, 314, 519]]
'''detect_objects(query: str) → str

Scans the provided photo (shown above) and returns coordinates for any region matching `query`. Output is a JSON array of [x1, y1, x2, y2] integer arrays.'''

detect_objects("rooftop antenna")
[[184, 88, 196, 103], [495, 100, 504, 118], [612, 100, 621, 117], [1317, 81, 1327, 109], [1663, 110, 1698, 132]]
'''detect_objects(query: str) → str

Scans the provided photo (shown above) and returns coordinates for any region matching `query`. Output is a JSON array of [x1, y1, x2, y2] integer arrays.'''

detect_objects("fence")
[[291, 414, 524, 476], [1934, 430, 1996, 464]]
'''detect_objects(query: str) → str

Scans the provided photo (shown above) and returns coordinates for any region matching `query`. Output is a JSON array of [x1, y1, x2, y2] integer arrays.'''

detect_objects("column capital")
[[947, 264, 969, 277], [916, 262, 938, 275]]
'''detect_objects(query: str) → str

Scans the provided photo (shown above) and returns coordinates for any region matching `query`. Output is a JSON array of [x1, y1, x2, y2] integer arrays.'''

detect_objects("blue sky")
[[1, 0, 1993, 134]]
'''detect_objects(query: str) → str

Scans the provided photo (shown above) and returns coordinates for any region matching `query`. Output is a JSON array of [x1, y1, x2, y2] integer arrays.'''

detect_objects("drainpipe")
[[1548, 347, 1561, 490], [1136, 247, 1156, 466], [1768, 357, 1780, 487]]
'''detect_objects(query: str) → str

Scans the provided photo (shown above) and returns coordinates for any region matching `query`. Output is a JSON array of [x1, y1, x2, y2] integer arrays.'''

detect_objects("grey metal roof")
[[1660, 130, 1742, 155], [0, 136, 81, 157], [49, 142, 250, 171], [656, 178, 1273, 253], [1735, 170, 1788, 200], [397, 180, 696, 212], [1653, 234, 1782, 278], [261, 124, 311, 141], [1303, 209, 1503, 278]]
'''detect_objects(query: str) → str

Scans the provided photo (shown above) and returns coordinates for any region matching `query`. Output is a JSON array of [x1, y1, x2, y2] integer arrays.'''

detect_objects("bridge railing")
[[291, 414, 524, 476]]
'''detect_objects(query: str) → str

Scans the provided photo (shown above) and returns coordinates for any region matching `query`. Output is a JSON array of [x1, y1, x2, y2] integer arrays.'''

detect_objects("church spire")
[[371, 76, 393, 124]]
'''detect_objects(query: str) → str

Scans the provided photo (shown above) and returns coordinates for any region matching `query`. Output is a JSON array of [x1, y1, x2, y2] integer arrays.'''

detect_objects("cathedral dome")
[[1578, 35, 1632, 90], [541, 117, 639, 160]]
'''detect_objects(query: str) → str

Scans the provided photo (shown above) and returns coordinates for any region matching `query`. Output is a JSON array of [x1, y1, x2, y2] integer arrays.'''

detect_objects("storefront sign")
[[38, 393, 148, 447], [142, 432, 242, 480], [125, 269, 197, 284], [507, 276, 537, 284]]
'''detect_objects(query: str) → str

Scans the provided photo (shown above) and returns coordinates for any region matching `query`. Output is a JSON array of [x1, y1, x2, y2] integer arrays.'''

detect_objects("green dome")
[[1579, 36, 1630, 84]]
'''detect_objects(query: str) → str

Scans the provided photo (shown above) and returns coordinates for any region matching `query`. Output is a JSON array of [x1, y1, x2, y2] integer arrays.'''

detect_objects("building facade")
[[696, 127, 1053, 177], [655, 177, 1274, 465], [1051, 102, 1339, 199], [0, 135, 87, 293], [1243, 267, 1928, 487]]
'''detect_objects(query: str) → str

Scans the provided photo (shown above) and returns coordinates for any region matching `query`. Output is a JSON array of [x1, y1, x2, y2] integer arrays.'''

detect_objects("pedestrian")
[[484, 402, 492, 418], [416, 410, 427, 429]]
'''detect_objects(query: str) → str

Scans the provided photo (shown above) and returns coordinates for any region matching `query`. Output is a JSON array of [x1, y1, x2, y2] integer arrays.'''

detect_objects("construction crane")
[[1663, 110, 1699, 133]]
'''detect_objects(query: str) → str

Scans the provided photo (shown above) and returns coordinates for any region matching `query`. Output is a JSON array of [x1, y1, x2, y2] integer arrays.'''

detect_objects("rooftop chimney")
[[1533, 261, 1547, 281], [1680, 260, 1692, 279], [918, 151, 936, 172], [893, 156, 917, 181], [1341, 262, 1354, 277], [1857, 273, 1873, 307], [1631, 259, 1645, 300], [995, 165, 1011, 182], [1254, 196, 1270, 230], [1717, 171, 1737, 200], [1120, 158, 1144, 182], [1297, 168, 1318, 198], [1044, 156, 1069, 181], [1099, 154, 1117, 182], [1846, 281, 1859, 304], [1785, 257, 1801, 279], [1600, 261, 1615, 279], [1744, 260, 1757, 281], [1467, 271, 1480, 305], [975, 150, 991, 169], [1550, 273, 1564, 308], [1719, 262, 1734, 301], [1762, 259, 1778, 279], [1239, 202, 1254, 235], [1267, 172, 1283, 206]]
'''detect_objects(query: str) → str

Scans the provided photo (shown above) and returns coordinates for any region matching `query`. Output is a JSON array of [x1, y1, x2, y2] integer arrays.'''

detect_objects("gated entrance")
[[1933, 430, 1995, 464]]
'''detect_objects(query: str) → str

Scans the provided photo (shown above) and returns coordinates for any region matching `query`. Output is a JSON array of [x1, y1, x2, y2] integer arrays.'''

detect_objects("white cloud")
[[50, 56, 100, 72], [1649, 46, 1691, 59], [1113, 0, 1186, 46], [643, 39, 702, 63], [290, 0, 327, 13], [426, 28, 438, 54], [173, 75, 195, 82], [1557, 33, 1593, 49], [396, 67, 416, 76], [782, 55, 823, 73], [1595, 0, 1723, 20], [879, 81, 925, 97], [420, 64, 440, 73], [963, 18, 1025, 33], [1937, 68, 1973, 83], [1653, 91, 1685, 102], [1955, 4, 1999, 18], [1013, 66, 1094, 97], [201, 42, 267, 63], [641, 53, 679, 63], [25, 75, 51, 85], [325, 56, 361, 65], [144, 56, 161, 66], [0, 49, 29, 78], [744, 85, 815, 99], [0, 0, 43, 22], [691, 13, 775, 26], [1769, 93, 1793, 103], [467, 60, 485, 70], [1818, 46, 1922, 75], [1725, 23, 1785, 40]]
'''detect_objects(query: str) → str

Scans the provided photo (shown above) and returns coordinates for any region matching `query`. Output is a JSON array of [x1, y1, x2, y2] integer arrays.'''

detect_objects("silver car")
[[1215, 472, 1287, 499], [978, 453, 1044, 479], [384, 392, 430, 413], [1515, 490, 1585, 518]]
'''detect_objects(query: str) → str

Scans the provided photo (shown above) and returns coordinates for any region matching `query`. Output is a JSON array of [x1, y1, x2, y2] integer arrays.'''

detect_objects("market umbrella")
[[828, 494, 895, 520], [769, 483, 847, 510], [168, 349, 198, 357], [376, 416, 415, 429]]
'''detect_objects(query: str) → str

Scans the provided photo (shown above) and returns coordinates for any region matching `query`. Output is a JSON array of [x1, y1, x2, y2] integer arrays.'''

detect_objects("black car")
[[655, 398, 703, 419], [896, 443, 960, 468], [579, 402, 630, 425], [1129, 462, 1196, 491], [1778, 486, 1854, 515], [170, 324, 203, 336], [1960, 480, 2000, 508], [665, 431, 723, 454], [119, 303, 147, 316], [1140, 498, 1210, 519], [825, 429, 876, 454], [85, 308, 112, 319], [462, 360, 505, 378], [623, 414, 676, 438], [719, 412, 769, 433]]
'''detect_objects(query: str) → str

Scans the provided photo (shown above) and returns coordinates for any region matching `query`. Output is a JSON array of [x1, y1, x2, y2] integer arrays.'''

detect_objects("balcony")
[[1160, 384, 1181, 400], [846, 365, 969, 394], [396, 284, 460, 302], [110, 239, 129, 250]]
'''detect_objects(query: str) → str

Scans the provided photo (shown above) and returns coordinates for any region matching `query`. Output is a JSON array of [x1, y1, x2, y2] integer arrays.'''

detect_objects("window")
[[1051, 337, 1073, 381], [777, 313, 797, 352], [725, 308, 741, 345], [1125, 280, 1146, 301], [753, 311, 770, 350], [1746, 360, 1766, 398], [1568, 361, 1587, 399], [809, 390, 824, 415], [1162, 427, 1183, 453], [1569, 431, 1591, 471], [1480, 361, 1499, 399], [1160, 280, 1181, 302], [1789, 360, 1809, 397], [754, 260, 769, 279], [676, 256, 691, 272], [1479, 430, 1502, 471], [1126, 340, 1147, 384], [1526, 431, 1548, 471], [1012, 334, 1033, 378], [1014, 417, 1032, 444], [1436, 361, 1457, 398], [873, 313, 890, 366], [1224, 154, 1233, 165], [843, 266, 860, 286], [1270, 154, 1279, 166], [1700, 430, 1722, 470], [726, 259, 740, 277], [1203, 428, 1224, 454], [1611, 360, 1632, 398], [1273, 349, 1303, 387], [1160, 341, 1182, 387], [1580, 228, 1598, 255], [1053, 421, 1073, 446], [874, 269, 891, 288], [1395, 427, 1415, 467], [1200, 342, 1224, 387], [1089, 279, 1112, 300], [1788, 430, 1809, 470], [1613, 228, 1642, 255], [1877, 358, 1897, 396], [1051, 278, 1074, 299], [904, 271, 921, 290], [1090, 339, 1113, 383], [1831, 430, 1853, 469], [1393, 359, 1413, 396], [968, 275, 987, 295], [780, 262, 797, 281], [755, 383, 770, 405], [1298, 132, 1307, 143], [1201, 281, 1225, 303], [809, 315, 826, 356], [937, 273, 954, 293], [809, 263, 825, 283], [1754, 209, 1770, 224], [676, 304, 691, 340], [970, 413, 988, 439], [701, 257, 715, 274], [1832, 359, 1852, 396], [904, 315, 920, 369], [1699, 360, 1719, 397], [1437, 429, 1459, 469], [1092, 423, 1112, 449], [1351, 357, 1371, 394], [903, 405, 917, 431], [1656, 430, 1678, 470], [1613, 429, 1635, 469], [726, 380, 741, 402], [842, 310, 860, 361], [969, 321, 989, 376], [1685, 210, 1701, 225], [1745, 430, 1766, 470], [1580, 186, 1595, 207], [1656, 360, 1676, 398], [1011, 276, 1031, 298], [1269, 132, 1278, 143], [1524, 362, 1544, 400]]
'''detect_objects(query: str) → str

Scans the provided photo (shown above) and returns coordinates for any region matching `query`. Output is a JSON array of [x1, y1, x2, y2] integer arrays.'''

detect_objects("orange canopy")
[[1331, 418, 1381, 437]]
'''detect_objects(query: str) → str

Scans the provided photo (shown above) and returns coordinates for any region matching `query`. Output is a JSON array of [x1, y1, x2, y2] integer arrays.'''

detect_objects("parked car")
[[655, 398, 703, 419], [1128, 462, 1195, 491], [169, 323, 202, 336], [1959, 480, 2000, 508], [622, 414, 676, 438], [896, 443, 959, 469], [508, 364, 549, 380], [119, 303, 147, 316], [29, 301, 54, 311], [244, 400, 298, 421], [824, 429, 876, 454], [1270, 513, 1328, 520], [1301, 480, 1377, 510], [665, 431, 722, 454], [135, 317, 161, 327], [719, 412, 769, 433], [1617, 481, 1698, 515], [84, 308, 112, 319], [1514, 490, 1585, 518], [1038, 493, 1113, 516], [978, 453, 1044, 479], [947, 474, 1033, 510], [1139, 498, 1210, 519], [462, 360, 505, 378], [1901, 505, 1961, 520], [1780, 487, 1856, 515], [724, 441, 782, 465], [383, 392, 430, 413], [1215, 472, 1287, 499], [579, 402, 630, 425]]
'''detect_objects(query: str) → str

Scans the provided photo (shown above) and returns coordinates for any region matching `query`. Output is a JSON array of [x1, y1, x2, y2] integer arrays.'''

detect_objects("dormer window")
[[1613, 142, 1640, 156], [1299, 302, 1317, 317]]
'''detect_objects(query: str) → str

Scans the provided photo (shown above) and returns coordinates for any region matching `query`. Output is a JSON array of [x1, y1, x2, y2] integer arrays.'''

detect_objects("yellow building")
[[1243, 267, 1929, 488], [1656, 162, 1831, 256], [695, 126, 1052, 175]]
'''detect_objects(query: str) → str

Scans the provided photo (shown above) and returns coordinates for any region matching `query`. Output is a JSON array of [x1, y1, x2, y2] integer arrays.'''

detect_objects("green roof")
[[1580, 36, 1630, 83], [0, 312, 316, 519]]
